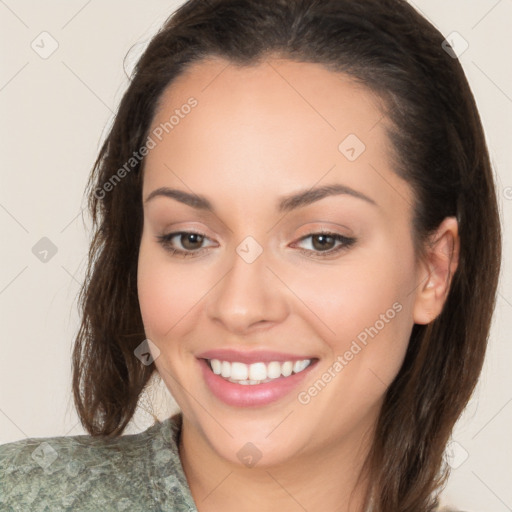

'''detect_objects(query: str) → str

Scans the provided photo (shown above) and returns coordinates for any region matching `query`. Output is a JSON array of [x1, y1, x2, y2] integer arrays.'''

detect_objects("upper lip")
[[196, 349, 316, 365]]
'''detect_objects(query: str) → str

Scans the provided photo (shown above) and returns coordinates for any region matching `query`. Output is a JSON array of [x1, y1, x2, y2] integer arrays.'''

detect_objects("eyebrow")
[[144, 183, 378, 212]]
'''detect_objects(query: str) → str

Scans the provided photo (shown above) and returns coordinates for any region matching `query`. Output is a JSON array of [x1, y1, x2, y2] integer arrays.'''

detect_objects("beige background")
[[1, 1, 511, 510]]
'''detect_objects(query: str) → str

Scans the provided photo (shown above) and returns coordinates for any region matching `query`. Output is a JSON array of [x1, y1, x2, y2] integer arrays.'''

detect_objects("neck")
[[178, 415, 373, 512]]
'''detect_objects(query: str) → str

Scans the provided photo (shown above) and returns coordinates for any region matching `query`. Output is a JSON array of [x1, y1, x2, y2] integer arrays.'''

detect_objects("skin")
[[137, 56, 459, 512]]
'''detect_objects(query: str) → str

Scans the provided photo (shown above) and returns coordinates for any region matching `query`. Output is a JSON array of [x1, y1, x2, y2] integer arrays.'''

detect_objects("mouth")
[[196, 352, 319, 407], [204, 357, 315, 385]]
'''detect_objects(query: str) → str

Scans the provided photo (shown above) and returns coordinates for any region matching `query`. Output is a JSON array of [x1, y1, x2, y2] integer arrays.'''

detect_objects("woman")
[[0, 0, 501, 511]]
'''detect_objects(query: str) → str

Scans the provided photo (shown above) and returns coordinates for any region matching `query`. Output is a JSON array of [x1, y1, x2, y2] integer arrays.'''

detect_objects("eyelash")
[[156, 230, 356, 259]]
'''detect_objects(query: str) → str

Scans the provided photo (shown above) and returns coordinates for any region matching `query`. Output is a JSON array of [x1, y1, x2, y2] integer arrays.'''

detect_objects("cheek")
[[291, 256, 410, 338], [285, 247, 415, 382], [137, 235, 200, 342], [288, 261, 415, 429]]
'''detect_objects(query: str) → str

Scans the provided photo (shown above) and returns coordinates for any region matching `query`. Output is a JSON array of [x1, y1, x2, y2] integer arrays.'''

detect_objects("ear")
[[413, 216, 460, 325]]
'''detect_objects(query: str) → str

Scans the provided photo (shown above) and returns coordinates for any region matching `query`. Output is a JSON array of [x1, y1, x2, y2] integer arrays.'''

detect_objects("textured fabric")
[[0, 413, 197, 512], [0, 413, 464, 511]]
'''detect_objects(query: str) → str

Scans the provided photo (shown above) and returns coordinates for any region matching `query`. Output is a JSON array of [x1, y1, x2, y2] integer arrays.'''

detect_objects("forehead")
[[142, 56, 413, 217], [149, 56, 385, 151]]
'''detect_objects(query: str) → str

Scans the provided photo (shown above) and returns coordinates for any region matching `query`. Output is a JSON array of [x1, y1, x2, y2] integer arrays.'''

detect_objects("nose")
[[205, 244, 289, 335]]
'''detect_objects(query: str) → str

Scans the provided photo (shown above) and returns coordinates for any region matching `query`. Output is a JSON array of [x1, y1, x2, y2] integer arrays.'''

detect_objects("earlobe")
[[413, 216, 460, 325]]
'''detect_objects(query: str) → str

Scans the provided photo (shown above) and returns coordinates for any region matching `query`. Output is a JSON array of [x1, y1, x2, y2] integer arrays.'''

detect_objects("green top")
[[0, 413, 464, 512], [0, 413, 198, 512]]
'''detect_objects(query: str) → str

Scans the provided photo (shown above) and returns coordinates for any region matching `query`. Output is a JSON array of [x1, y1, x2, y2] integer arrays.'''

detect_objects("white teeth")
[[211, 359, 222, 375], [249, 362, 267, 381], [293, 359, 309, 373], [221, 361, 231, 378], [231, 362, 249, 380], [281, 361, 293, 377], [267, 361, 281, 379], [208, 358, 312, 384]]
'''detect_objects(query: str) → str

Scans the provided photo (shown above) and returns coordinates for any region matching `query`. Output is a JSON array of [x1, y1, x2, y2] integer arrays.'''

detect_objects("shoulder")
[[0, 415, 193, 512]]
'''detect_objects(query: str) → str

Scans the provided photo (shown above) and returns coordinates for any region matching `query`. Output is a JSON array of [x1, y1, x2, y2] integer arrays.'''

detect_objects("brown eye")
[[311, 234, 336, 251], [180, 233, 205, 250], [156, 231, 216, 258], [293, 232, 357, 258]]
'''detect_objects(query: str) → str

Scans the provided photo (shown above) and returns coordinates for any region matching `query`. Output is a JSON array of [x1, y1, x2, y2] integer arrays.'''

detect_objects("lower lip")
[[198, 358, 317, 407]]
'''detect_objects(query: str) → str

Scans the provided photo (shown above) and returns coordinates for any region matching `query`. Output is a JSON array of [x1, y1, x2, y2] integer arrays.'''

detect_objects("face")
[[137, 56, 426, 468]]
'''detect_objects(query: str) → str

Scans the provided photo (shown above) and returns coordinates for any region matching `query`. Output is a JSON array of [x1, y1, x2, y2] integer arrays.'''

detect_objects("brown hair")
[[72, 1, 502, 510]]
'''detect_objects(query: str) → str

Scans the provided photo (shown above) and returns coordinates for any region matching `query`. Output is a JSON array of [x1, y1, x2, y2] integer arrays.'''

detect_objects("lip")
[[197, 356, 318, 407], [196, 348, 315, 365]]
